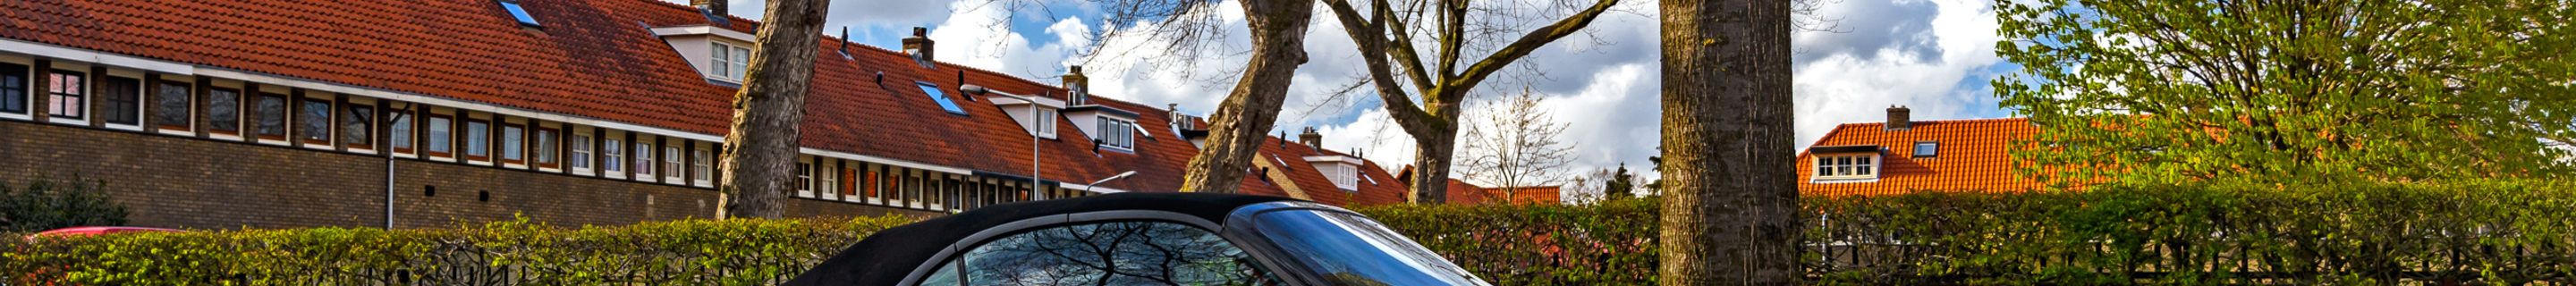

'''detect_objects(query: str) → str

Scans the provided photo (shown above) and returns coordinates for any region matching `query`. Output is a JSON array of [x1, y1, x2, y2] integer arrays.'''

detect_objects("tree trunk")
[[1658, 0, 1797, 284], [1405, 128, 1456, 204], [1175, 0, 1314, 194], [716, 0, 833, 220]]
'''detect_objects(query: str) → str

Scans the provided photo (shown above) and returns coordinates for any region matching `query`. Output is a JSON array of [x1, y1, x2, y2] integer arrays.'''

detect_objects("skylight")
[[499, 1, 541, 27], [914, 82, 966, 114]]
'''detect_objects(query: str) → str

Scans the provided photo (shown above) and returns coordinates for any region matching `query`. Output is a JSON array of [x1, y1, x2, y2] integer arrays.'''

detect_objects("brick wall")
[[0, 121, 936, 230]]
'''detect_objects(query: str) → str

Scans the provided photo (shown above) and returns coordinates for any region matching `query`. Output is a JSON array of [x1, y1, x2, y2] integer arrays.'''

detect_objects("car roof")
[[784, 192, 1302, 286]]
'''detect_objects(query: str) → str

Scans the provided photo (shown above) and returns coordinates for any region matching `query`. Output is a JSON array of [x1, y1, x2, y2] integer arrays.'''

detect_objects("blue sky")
[[682, 0, 2021, 183]]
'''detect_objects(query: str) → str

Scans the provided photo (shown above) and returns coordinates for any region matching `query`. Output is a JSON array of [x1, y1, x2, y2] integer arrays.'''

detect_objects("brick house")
[[0, 0, 1406, 230], [1798, 106, 2045, 197]]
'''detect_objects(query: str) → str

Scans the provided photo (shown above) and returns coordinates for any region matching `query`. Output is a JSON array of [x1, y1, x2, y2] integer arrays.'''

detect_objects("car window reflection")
[[1250, 210, 1488, 286], [919, 221, 1283, 286]]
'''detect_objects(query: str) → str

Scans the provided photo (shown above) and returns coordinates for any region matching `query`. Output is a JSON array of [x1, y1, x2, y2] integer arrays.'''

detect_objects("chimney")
[[1885, 105, 1912, 130], [1063, 66, 1090, 105], [1299, 127, 1323, 148], [902, 27, 935, 67], [691, 0, 726, 20]]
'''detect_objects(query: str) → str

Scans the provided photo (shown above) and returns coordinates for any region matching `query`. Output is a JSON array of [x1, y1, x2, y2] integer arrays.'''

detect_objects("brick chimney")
[[1299, 127, 1323, 148], [902, 27, 935, 67], [1885, 105, 1912, 130], [691, 0, 726, 19], [1063, 65, 1089, 105]]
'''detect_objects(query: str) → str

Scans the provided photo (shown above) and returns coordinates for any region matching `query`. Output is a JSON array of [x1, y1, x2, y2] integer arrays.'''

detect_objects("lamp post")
[[960, 84, 1046, 201]]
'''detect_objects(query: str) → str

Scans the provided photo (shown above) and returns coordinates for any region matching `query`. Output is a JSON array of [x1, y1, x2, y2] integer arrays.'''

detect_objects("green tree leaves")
[[1995, 0, 2576, 185]]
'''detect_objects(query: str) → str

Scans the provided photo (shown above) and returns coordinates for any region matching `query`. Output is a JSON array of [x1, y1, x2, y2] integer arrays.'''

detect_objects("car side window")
[[919, 221, 1283, 286]]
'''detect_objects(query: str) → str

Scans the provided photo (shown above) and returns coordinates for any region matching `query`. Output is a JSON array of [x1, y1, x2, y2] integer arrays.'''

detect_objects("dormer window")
[[1304, 155, 1364, 190], [1813, 154, 1877, 181], [498, 0, 541, 28], [1096, 117, 1135, 150], [710, 42, 750, 80], [1035, 109, 1057, 138]]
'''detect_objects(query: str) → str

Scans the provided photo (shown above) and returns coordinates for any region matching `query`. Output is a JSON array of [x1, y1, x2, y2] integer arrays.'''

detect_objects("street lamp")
[[1084, 171, 1138, 193], [960, 84, 1046, 201]]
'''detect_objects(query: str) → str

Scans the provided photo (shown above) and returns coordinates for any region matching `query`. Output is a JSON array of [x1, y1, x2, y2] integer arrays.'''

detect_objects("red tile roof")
[[1437, 180, 1560, 206], [1798, 118, 2044, 197], [0, 0, 1404, 206]]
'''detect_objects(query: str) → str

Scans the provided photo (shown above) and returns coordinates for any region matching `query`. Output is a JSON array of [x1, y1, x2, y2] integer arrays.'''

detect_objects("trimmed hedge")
[[7, 181, 2572, 285], [3, 215, 912, 285]]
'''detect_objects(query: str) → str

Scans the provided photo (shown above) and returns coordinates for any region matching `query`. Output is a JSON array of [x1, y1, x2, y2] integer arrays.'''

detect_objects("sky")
[[681, 0, 2021, 185]]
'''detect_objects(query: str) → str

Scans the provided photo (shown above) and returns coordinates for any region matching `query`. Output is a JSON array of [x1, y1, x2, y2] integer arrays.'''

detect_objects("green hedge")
[[8, 181, 2572, 285], [3, 215, 913, 285]]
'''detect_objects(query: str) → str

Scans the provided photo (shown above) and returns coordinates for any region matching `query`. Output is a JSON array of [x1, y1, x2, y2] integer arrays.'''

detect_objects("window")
[[571, 134, 594, 171], [534, 128, 558, 168], [500, 124, 524, 164], [388, 110, 413, 153], [664, 146, 682, 181], [497, 0, 540, 27], [796, 162, 814, 198], [692, 149, 711, 182], [634, 141, 655, 177], [464, 120, 490, 161], [46, 71, 82, 120], [913, 82, 965, 114], [1813, 154, 1877, 180], [1035, 109, 1056, 138], [0, 63, 25, 115], [100, 77, 140, 126], [1914, 141, 1938, 158], [1097, 117, 1136, 150], [426, 114, 453, 156], [1330, 164, 1359, 190], [206, 88, 241, 135], [153, 80, 189, 130], [299, 99, 331, 145], [821, 163, 839, 199], [916, 222, 1277, 286], [711, 43, 751, 80], [604, 138, 625, 173], [254, 94, 286, 140], [343, 105, 373, 149]]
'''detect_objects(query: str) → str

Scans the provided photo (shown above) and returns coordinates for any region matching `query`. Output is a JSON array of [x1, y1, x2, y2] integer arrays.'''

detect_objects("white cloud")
[[1792, 0, 2008, 148]]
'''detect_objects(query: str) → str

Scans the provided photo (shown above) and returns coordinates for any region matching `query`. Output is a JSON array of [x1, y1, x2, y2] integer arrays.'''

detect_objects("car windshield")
[[1247, 209, 1487, 286]]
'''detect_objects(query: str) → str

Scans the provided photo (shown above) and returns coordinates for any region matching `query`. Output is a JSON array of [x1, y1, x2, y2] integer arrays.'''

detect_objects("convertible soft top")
[[783, 192, 1302, 286]]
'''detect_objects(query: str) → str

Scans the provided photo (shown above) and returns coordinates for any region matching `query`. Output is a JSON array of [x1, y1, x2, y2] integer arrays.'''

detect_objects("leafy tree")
[[1657, 0, 1799, 283], [1996, 0, 2576, 186], [716, 0, 835, 219], [1604, 163, 1635, 199], [0, 174, 130, 232]]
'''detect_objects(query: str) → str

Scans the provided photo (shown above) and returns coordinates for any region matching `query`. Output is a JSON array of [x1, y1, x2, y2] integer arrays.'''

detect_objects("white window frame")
[[692, 148, 713, 187], [603, 138, 626, 179], [796, 160, 816, 198], [710, 42, 751, 81], [820, 160, 840, 201], [44, 70, 87, 126], [1097, 117, 1136, 150], [633, 141, 655, 179], [1812, 154, 1880, 181], [0, 63, 31, 121], [570, 132, 595, 175], [1036, 109, 1057, 139], [663, 146, 683, 183]]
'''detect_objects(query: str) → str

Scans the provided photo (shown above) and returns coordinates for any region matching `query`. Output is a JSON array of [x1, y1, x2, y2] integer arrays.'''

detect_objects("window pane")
[[605, 139, 623, 172], [693, 150, 710, 181], [47, 72, 82, 119], [535, 130, 556, 164], [207, 89, 239, 132], [635, 143, 653, 175], [665, 147, 681, 179], [389, 112, 412, 149], [925, 222, 1279, 285], [427, 117, 451, 153], [1856, 156, 1871, 165], [914, 82, 966, 114], [103, 77, 140, 124], [255, 95, 285, 137], [502, 126, 522, 161], [0, 63, 25, 114], [1835, 165, 1851, 176], [301, 100, 331, 141], [154, 81, 189, 128], [466, 122, 488, 157], [343, 105, 371, 146], [1915, 142, 1936, 157], [571, 134, 592, 169]]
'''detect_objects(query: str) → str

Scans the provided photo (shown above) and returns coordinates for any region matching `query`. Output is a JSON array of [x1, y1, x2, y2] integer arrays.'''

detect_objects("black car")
[[785, 192, 1489, 286]]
